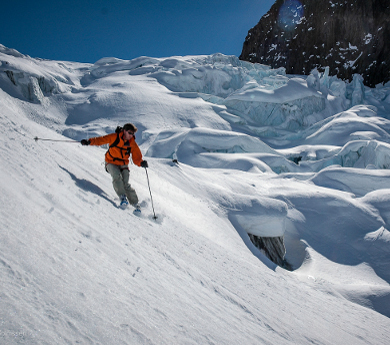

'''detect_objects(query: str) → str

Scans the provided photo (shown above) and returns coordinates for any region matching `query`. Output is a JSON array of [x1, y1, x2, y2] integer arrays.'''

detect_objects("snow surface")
[[1, 44, 390, 344]]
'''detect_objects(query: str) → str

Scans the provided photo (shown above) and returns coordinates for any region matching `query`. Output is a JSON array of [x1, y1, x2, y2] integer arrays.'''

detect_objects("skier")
[[81, 123, 148, 210]]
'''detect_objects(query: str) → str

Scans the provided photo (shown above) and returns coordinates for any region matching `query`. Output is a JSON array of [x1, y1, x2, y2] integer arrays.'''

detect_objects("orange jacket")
[[89, 132, 143, 166]]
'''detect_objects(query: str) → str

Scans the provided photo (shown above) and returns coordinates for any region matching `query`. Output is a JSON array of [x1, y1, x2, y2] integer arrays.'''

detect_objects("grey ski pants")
[[106, 163, 138, 205]]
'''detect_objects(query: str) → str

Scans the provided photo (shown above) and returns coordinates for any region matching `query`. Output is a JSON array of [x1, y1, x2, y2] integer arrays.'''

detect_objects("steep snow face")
[[1, 47, 390, 344]]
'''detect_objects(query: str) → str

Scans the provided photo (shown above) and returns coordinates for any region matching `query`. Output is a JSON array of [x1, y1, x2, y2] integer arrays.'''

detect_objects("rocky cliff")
[[240, 0, 390, 87]]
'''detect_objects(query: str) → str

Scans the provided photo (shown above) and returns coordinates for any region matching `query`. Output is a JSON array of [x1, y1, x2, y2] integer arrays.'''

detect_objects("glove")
[[140, 160, 148, 168], [81, 139, 90, 146]]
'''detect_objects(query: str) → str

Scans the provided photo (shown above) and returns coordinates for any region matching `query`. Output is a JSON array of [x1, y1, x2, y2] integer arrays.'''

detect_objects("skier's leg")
[[106, 164, 126, 197], [120, 166, 139, 205]]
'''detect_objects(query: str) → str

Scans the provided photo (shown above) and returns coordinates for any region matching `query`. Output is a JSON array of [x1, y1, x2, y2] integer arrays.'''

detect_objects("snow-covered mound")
[[1, 45, 390, 344]]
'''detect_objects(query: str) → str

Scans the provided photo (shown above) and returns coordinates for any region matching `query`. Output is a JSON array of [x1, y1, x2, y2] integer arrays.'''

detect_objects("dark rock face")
[[249, 234, 292, 270], [240, 0, 390, 87]]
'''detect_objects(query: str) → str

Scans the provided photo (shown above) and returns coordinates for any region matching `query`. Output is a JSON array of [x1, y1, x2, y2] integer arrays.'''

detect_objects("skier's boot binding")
[[120, 195, 129, 208]]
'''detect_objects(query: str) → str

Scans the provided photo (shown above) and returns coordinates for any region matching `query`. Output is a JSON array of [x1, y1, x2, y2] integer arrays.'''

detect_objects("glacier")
[[1, 44, 390, 344]]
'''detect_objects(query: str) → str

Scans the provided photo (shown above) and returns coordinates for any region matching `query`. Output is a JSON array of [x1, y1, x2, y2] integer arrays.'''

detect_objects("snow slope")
[[1, 45, 390, 344]]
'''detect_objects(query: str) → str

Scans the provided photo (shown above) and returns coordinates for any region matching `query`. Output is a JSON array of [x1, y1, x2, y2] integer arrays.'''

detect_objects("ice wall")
[[0, 44, 85, 103]]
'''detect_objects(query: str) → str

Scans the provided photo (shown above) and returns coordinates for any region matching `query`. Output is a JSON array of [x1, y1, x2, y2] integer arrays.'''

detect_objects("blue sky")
[[0, 0, 274, 63]]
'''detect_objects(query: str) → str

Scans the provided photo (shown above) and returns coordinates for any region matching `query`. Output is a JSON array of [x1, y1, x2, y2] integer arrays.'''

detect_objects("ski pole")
[[144, 167, 157, 220], [34, 136, 79, 143]]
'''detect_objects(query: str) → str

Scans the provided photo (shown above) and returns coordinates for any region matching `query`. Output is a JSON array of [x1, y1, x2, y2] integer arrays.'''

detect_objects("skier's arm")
[[86, 133, 117, 147]]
